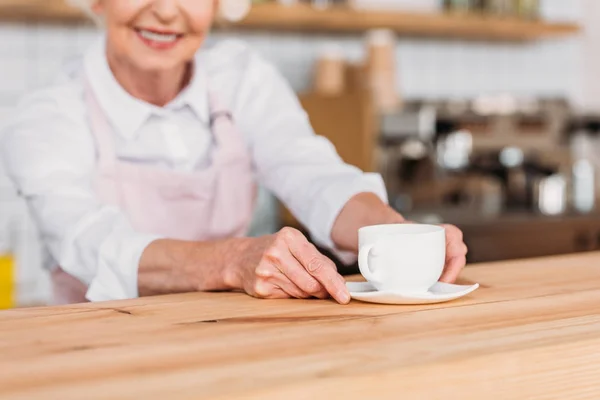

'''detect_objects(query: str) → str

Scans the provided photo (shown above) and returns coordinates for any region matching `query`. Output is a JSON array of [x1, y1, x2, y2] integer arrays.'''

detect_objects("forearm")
[[330, 192, 405, 253], [137, 237, 246, 297]]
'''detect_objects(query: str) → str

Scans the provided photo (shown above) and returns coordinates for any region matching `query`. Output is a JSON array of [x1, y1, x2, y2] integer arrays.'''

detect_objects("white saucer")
[[346, 281, 479, 305]]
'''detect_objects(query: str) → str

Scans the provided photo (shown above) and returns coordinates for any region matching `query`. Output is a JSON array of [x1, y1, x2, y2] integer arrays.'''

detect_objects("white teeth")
[[139, 30, 178, 43]]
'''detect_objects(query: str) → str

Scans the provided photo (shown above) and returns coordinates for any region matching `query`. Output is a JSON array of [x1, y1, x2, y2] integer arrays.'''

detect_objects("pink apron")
[[51, 80, 256, 304]]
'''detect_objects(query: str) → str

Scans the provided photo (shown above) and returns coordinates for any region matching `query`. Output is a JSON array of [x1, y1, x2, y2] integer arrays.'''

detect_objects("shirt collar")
[[83, 36, 209, 140], [166, 55, 209, 122]]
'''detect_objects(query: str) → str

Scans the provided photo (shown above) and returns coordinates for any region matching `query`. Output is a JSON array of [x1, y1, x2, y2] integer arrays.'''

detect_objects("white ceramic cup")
[[358, 224, 446, 293]]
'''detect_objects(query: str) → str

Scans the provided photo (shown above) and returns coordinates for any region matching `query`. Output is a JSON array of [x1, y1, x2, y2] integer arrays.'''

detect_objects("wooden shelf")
[[235, 4, 580, 41], [0, 1, 581, 41], [0, 0, 84, 23]]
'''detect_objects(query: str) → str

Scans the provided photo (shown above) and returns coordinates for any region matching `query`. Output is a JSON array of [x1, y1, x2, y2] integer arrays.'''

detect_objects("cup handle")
[[358, 243, 383, 284]]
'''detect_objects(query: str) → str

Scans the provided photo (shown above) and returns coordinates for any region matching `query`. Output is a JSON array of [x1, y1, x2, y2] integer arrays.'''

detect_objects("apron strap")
[[207, 91, 245, 153], [209, 110, 233, 127]]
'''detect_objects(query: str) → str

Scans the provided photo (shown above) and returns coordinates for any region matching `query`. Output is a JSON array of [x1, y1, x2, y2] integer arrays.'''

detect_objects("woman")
[[1, 0, 467, 305]]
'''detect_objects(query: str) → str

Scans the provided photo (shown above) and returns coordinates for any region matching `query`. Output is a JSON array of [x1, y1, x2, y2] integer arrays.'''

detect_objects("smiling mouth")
[[135, 28, 184, 49]]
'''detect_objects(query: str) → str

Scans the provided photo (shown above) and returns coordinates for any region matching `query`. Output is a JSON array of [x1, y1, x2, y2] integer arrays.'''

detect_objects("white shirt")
[[1, 37, 387, 302]]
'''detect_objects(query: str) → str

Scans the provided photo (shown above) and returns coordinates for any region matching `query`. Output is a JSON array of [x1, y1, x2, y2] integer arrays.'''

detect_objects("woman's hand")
[[331, 192, 468, 284], [138, 196, 467, 301], [138, 228, 350, 303], [439, 224, 468, 283], [227, 227, 351, 304]]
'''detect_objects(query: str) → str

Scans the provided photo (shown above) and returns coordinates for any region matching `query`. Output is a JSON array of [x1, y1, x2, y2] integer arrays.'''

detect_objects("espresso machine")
[[379, 97, 579, 218], [375, 97, 600, 264]]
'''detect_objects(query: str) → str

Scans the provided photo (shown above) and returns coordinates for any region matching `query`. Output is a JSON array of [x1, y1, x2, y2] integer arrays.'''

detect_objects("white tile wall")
[[212, 31, 582, 102], [0, 4, 588, 110], [0, 0, 592, 305], [578, 0, 600, 112]]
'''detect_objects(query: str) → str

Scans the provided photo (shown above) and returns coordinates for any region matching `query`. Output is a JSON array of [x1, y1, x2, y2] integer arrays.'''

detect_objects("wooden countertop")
[[2, 252, 600, 399]]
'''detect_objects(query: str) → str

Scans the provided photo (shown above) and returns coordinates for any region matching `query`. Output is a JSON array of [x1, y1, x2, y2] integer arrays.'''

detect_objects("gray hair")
[[67, 0, 103, 25], [67, 0, 251, 24]]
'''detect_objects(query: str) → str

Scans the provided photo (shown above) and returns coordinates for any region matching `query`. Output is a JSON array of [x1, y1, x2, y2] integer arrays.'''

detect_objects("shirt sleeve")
[[227, 43, 388, 250], [0, 88, 160, 302]]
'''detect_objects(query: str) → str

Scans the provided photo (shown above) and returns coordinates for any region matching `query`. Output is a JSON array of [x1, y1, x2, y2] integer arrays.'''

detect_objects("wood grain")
[[0, 1, 580, 41], [1, 252, 600, 399]]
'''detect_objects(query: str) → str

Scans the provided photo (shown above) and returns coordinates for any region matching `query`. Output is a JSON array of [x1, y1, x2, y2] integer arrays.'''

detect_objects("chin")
[[127, 49, 193, 73], [135, 58, 187, 73]]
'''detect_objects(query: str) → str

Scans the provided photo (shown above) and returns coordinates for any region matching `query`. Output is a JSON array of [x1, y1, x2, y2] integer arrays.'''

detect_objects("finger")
[[263, 268, 312, 299], [264, 287, 292, 300], [283, 230, 350, 304], [249, 278, 291, 300], [270, 269, 329, 299], [442, 224, 464, 248], [441, 224, 467, 258], [446, 240, 468, 261], [271, 275, 313, 299], [440, 255, 466, 283], [256, 255, 329, 299], [293, 244, 349, 304], [264, 245, 327, 298]]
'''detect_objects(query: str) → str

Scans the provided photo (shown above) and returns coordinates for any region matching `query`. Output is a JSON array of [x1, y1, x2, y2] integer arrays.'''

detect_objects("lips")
[[135, 28, 184, 50]]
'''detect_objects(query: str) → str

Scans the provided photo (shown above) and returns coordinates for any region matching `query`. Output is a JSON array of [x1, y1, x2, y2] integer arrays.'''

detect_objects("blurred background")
[[1, 0, 600, 308]]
